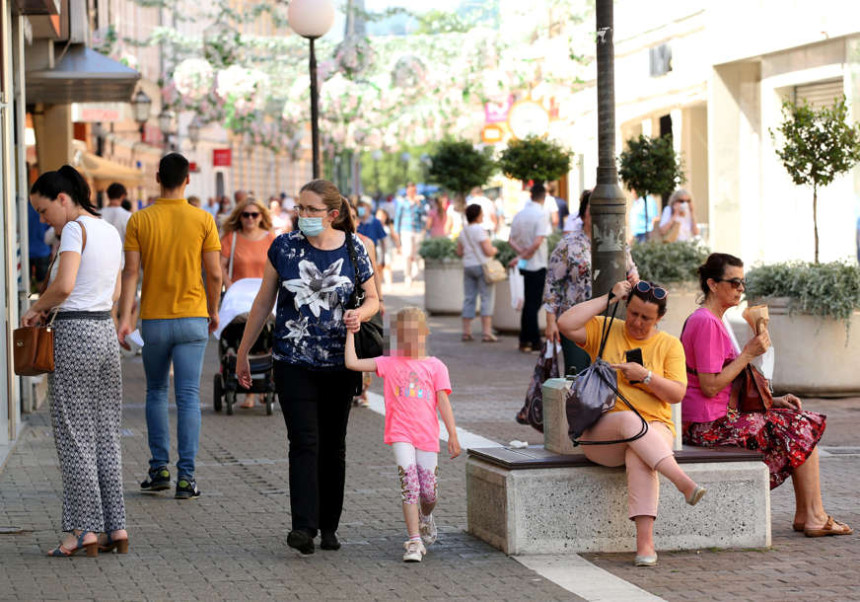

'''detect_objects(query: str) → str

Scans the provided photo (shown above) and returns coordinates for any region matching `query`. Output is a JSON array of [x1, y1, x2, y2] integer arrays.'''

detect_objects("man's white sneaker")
[[402, 539, 426, 562], [419, 513, 437, 546]]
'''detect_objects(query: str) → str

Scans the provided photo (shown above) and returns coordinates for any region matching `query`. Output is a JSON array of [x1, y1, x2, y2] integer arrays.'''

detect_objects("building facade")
[[561, 0, 860, 265]]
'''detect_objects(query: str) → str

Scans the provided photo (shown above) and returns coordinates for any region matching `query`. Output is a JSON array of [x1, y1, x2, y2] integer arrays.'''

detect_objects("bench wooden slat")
[[467, 445, 762, 470]]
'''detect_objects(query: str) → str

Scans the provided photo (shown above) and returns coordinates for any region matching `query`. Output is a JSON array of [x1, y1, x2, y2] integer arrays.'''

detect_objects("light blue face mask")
[[357, 207, 366, 217], [298, 216, 325, 237]]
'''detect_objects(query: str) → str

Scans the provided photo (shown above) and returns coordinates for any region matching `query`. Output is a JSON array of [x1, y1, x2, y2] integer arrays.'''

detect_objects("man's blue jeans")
[[141, 318, 208, 477]]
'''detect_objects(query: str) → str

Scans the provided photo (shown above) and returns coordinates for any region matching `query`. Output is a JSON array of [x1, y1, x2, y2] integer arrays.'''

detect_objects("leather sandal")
[[99, 531, 129, 554], [48, 530, 98, 557], [792, 522, 804, 532], [461, 334, 474, 342], [482, 333, 499, 343], [804, 516, 853, 537]]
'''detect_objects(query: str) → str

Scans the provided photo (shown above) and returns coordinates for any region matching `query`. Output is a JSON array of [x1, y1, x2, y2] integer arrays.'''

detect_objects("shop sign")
[[213, 149, 232, 167], [481, 124, 505, 145], [507, 100, 550, 140], [71, 103, 125, 123], [484, 95, 514, 124]]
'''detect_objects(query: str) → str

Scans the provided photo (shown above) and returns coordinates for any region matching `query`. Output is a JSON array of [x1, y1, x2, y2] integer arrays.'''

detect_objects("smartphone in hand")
[[625, 348, 644, 366]]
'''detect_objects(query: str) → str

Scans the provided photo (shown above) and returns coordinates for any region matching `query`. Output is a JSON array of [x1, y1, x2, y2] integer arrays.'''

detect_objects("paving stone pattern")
[[2, 278, 858, 601], [0, 284, 577, 601]]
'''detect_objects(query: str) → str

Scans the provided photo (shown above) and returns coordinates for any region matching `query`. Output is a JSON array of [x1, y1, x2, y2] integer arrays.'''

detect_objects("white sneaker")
[[419, 513, 437, 546], [402, 539, 426, 562]]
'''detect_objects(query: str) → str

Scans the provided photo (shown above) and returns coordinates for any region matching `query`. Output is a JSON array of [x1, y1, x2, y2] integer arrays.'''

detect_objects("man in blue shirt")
[[629, 192, 659, 243], [394, 183, 426, 286]]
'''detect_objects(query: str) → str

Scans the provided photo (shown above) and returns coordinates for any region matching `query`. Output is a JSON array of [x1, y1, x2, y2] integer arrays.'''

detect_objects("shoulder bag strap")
[[37, 219, 87, 298], [461, 226, 484, 263], [345, 232, 363, 310], [228, 232, 237, 280]]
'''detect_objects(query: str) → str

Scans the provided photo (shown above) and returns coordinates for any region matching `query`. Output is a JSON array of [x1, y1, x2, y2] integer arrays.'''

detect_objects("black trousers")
[[274, 361, 354, 536], [520, 268, 546, 348]]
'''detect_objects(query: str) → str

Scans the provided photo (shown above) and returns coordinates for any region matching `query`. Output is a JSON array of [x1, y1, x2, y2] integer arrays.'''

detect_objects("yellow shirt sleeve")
[[203, 214, 221, 253], [124, 213, 140, 252]]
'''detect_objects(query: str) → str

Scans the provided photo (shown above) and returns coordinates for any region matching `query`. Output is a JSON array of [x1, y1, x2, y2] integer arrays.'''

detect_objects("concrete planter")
[[753, 297, 860, 396], [492, 274, 546, 334], [659, 282, 700, 338], [423, 258, 464, 315]]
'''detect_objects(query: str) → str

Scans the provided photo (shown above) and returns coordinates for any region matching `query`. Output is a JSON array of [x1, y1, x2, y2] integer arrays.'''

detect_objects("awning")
[[26, 45, 140, 104], [73, 146, 145, 188]]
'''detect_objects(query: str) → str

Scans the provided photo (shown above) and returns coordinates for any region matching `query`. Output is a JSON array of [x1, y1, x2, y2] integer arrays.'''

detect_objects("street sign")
[[213, 149, 231, 167]]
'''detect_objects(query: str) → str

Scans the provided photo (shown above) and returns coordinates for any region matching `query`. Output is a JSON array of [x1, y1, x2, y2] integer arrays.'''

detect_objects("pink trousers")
[[580, 411, 675, 520]]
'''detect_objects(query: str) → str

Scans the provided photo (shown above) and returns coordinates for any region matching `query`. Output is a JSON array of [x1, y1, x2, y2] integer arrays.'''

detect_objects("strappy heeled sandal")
[[47, 530, 98, 557], [99, 531, 129, 554]]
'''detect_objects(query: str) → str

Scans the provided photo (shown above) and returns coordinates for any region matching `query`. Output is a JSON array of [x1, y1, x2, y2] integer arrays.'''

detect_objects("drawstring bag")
[[515, 341, 561, 432], [565, 298, 649, 446]]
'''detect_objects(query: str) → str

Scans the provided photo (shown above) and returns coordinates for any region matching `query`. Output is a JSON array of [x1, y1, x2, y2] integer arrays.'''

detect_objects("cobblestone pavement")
[[1, 276, 858, 601], [0, 280, 578, 601]]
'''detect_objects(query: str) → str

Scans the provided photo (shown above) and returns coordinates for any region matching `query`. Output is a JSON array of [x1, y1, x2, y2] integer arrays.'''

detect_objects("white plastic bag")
[[723, 313, 775, 380], [509, 267, 524, 311]]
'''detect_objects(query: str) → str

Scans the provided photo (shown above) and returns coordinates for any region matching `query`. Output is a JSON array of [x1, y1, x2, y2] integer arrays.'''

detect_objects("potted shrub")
[[630, 240, 710, 337], [418, 236, 464, 315], [742, 96, 860, 395], [428, 139, 496, 212], [745, 262, 860, 395], [497, 135, 571, 186], [618, 134, 685, 239]]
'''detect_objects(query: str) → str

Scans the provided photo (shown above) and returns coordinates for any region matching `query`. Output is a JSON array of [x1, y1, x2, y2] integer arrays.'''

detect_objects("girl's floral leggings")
[[392, 442, 438, 506]]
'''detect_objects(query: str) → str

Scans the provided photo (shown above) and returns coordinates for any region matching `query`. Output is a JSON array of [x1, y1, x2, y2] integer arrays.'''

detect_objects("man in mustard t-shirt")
[[118, 153, 222, 500]]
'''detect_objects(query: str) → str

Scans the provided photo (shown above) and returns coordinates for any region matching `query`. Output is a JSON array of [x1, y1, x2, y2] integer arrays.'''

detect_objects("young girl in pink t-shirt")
[[345, 306, 461, 563]]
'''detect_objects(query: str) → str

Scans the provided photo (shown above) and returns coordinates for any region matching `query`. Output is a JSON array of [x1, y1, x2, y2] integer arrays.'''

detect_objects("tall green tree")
[[497, 136, 571, 185], [428, 139, 496, 208], [770, 97, 860, 263], [617, 134, 685, 229]]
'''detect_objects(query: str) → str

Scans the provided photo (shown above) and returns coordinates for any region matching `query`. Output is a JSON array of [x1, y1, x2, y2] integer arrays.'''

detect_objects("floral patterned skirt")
[[683, 409, 826, 489]]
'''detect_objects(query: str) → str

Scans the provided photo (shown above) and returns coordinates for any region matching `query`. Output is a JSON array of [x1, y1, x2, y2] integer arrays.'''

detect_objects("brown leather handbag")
[[13, 314, 57, 376], [728, 364, 774, 416], [13, 219, 88, 377]]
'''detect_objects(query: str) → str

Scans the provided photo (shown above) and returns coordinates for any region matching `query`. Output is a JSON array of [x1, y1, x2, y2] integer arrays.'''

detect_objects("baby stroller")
[[213, 278, 277, 415]]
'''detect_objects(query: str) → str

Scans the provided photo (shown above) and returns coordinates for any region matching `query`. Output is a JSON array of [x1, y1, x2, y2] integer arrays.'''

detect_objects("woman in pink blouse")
[[680, 253, 851, 538]]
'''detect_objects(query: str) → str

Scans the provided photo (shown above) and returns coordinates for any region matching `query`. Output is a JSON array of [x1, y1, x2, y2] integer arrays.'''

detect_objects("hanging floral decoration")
[[138, 0, 590, 155]]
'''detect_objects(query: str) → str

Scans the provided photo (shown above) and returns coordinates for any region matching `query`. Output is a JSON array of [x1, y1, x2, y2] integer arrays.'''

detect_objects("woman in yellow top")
[[558, 279, 706, 567]]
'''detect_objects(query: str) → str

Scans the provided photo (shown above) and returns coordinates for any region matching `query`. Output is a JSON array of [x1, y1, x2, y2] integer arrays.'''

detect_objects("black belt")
[[53, 310, 112, 321]]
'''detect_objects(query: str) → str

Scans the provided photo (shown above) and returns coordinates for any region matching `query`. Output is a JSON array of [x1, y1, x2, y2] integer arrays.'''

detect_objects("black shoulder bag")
[[345, 233, 384, 359], [565, 297, 650, 446]]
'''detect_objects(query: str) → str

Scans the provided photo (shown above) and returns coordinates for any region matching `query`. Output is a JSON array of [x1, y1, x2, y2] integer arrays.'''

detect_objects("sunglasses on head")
[[241, 212, 260, 218], [634, 280, 668, 301], [716, 277, 746, 289]]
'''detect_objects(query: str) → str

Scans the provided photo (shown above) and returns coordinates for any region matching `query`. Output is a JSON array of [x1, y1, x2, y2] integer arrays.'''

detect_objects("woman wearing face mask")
[[235, 179, 378, 555], [658, 189, 699, 242]]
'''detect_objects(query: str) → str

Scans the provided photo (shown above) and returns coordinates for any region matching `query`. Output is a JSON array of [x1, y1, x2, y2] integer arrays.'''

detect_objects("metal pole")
[[590, 0, 627, 298], [309, 37, 320, 180]]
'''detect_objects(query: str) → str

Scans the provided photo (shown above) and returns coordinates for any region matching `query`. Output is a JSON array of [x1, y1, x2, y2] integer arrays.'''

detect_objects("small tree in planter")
[[770, 97, 860, 264], [617, 134, 685, 231], [497, 136, 572, 186], [428, 139, 496, 211]]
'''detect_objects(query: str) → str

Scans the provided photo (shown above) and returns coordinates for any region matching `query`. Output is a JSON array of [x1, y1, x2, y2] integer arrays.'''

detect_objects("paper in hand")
[[742, 304, 769, 335]]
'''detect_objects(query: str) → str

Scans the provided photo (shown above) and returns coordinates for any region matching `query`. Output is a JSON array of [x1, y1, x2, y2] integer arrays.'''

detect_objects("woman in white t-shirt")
[[455, 203, 499, 342], [23, 165, 127, 558]]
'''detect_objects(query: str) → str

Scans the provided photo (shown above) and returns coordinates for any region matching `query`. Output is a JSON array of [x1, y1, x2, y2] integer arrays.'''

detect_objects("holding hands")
[[344, 309, 362, 333]]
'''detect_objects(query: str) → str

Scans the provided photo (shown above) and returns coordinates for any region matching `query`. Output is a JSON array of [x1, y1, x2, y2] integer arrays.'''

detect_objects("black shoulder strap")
[[346, 232, 362, 309]]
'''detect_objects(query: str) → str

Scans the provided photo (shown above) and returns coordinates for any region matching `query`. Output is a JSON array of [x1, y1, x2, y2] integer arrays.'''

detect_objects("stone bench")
[[466, 379, 771, 555]]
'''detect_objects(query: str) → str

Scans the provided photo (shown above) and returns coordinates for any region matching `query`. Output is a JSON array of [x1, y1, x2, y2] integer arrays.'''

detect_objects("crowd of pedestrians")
[[20, 151, 853, 570]]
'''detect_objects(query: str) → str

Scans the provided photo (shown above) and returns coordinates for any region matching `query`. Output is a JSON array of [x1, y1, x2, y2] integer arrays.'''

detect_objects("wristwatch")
[[643, 370, 653, 385]]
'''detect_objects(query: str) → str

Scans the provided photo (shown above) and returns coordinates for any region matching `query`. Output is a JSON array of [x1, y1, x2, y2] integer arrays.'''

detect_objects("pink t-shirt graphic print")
[[376, 356, 452, 452]]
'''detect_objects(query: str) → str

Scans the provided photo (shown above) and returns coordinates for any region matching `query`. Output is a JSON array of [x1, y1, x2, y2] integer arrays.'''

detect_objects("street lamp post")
[[158, 109, 177, 153], [131, 89, 152, 142], [187, 116, 201, 151], [288, 0, 335, 180], [590, 0, 627, 298]]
